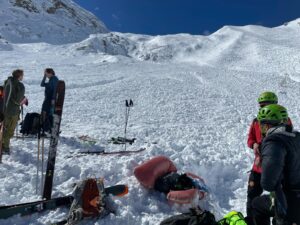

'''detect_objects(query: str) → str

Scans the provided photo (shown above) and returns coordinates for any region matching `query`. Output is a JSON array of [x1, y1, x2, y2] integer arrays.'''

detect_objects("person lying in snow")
[[134, 156, 209, 205]]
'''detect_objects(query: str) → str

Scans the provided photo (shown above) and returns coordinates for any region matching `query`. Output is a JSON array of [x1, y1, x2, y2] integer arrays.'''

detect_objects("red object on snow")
[[134, 156, 208, 205], [167, 189, 199, 204], [134, 156, 177, 189]]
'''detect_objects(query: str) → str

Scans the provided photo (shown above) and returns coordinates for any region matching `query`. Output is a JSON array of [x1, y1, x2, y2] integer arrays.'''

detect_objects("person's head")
[[44, 68, 55, 78], [257, 104, 288, 136], [12, 69, 24, 81], [257, 92, 278, 108]]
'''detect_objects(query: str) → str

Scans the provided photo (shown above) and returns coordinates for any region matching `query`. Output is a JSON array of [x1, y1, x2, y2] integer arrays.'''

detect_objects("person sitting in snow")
[[40, 68, 58, 132], [245, 92, 292, 225], [252, 104, 300, 225]]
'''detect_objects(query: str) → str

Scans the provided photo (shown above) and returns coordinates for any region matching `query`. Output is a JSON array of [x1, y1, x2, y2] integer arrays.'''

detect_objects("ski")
[[0, 85, 4, 163], [43, 80, 65, 200], [0, 121, 3, 163], [0, 184, 128, 219], [68, 147, 147, 157], [0, 196, 73, 219]]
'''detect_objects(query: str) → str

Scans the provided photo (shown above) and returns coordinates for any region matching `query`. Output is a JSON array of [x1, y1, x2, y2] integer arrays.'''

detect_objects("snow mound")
[[283, 18, 300, 28], [0, 38, 13, 51], [68, 22, 300, 74], [0, 0, 108, 44]]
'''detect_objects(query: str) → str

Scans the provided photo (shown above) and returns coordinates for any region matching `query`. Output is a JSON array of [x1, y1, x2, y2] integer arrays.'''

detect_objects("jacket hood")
[[266, 125, 296, 138]]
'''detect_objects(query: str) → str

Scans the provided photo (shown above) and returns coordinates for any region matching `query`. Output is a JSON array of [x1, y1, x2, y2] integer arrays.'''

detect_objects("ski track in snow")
[[0, 23, 300, 225]]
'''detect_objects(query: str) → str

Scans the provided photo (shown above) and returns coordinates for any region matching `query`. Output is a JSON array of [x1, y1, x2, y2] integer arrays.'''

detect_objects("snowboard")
[[0, 184, 128, 219], [43, 80, 65, 200]]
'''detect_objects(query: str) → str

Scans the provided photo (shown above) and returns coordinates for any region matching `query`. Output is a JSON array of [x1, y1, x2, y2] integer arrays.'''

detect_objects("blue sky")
[[74, 0, 300, 35]]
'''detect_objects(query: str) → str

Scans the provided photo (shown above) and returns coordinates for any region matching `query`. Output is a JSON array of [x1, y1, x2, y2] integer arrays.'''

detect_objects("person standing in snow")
[[245, 92, 292, 225], [2, 69, 25, 154], [252, 104, 300, 225], [40, 68, 58, 132]]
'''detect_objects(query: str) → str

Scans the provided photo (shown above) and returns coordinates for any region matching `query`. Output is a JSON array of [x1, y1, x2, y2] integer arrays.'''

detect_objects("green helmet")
[[257, 92, 278, 104], [257, 104, 288, 124]]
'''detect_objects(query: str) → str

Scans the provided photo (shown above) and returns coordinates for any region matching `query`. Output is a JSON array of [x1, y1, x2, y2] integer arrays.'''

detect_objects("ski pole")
[[21, 106, 24, 140], [36, 113, 43, 195], [41, 134, 45, 196], [124, 99, 133, 151], [124, 100, 130, 151], [36, 136, 40, 195]]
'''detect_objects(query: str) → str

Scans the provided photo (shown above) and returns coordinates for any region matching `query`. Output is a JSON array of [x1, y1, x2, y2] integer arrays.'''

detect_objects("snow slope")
[[0, 19, 300, 225], [0, 0, 108, 44]]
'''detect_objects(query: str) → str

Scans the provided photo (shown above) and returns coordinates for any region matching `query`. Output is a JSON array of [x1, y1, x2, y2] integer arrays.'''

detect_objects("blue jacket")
[[41, 75, 59, 102]]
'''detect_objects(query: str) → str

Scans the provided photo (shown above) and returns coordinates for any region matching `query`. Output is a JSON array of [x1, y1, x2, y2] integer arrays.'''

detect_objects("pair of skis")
[[69, 147, 147, 158]]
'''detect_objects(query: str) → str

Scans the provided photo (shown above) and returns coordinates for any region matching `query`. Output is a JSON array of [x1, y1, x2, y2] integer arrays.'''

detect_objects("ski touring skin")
[[0, 184, 128, 219], [43, 80, 65, 200]]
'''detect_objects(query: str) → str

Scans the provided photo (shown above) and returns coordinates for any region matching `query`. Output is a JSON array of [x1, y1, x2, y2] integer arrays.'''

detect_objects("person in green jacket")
[[2, 69, 25, 154]]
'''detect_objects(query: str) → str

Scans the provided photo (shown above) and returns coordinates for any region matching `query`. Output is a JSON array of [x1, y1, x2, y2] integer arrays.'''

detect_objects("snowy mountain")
[[0, 0, 108, 44], [0, 16, 300, 224], [66, 20, 300, 77]]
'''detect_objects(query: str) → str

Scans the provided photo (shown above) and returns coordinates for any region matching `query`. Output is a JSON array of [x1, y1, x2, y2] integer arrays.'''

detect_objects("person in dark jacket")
[[246, 91, 279, 225], [2, 69, 25, 154], [252, 104, 300, 225], [40, 68, 58, 132]]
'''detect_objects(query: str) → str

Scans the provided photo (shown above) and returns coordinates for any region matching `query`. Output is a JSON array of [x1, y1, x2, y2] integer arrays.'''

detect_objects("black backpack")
[[160, 208, 217, 225], [154, 172, 195, 194], [20, 113, 41, 135]]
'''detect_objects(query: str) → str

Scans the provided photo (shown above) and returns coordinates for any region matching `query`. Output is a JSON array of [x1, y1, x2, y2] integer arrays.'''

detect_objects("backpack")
[[20, 113, 41, 135], [154, 172, 195, 194], [218, 211, 247, 225], [67, 178, 114, 225], [160, 208, 217, 225]]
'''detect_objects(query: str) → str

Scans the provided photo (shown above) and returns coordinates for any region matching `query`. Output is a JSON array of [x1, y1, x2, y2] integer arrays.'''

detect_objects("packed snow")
[[0, 16, 300, 225]]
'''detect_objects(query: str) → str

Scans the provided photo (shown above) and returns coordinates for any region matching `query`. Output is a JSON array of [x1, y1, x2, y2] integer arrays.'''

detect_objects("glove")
[[68, 208, 83, 224], [253, 143, 260, 154], [20, 97, 29, 106]]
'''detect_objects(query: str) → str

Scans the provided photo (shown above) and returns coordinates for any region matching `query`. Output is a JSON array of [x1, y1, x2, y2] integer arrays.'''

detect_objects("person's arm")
[[261, 139, 286, 192], [18, 83, 25, 102], [247, 121, 256, 149], [3, 80, 11, 107], [51, 78, 58, 102], [288, 118, 293, 127], [41, 75, 47, 87]]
